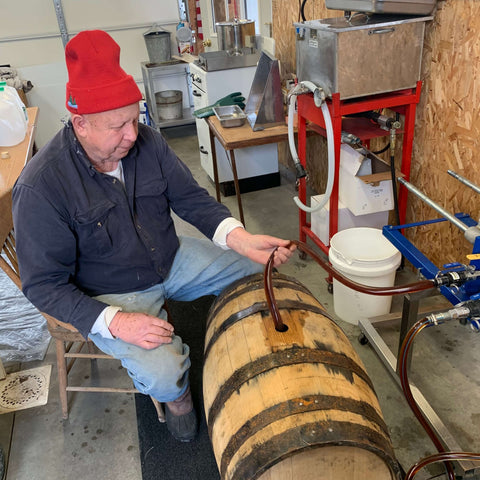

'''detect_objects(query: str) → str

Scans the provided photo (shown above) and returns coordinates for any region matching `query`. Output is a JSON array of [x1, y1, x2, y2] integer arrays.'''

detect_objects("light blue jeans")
[[89, 236, 262, 402]]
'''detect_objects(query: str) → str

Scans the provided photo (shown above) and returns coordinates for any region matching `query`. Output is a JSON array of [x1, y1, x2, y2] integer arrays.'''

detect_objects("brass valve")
[[203, 39, 212, 47]]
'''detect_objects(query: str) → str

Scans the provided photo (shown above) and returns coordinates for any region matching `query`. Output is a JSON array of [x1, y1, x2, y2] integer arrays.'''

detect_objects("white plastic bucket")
[[329, 227, 401, 325], [0, 85, 28, 147]]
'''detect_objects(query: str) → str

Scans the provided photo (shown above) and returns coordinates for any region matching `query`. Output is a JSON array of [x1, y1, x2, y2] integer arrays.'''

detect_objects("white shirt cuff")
[[90, 305, 122, 339], [213, 217, 244, 250]]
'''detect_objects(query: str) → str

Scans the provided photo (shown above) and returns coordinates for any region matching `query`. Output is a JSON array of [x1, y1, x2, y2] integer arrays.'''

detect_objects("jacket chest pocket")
[[134, 178, 169, 216], [74, 200, 121, 257]]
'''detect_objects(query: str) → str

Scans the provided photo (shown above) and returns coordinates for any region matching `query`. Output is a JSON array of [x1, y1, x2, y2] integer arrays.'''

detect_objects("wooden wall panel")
[[273, 0, 480, 267]]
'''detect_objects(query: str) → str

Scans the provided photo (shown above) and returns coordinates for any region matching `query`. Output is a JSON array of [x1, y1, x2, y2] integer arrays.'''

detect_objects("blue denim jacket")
[[12, 122, 231, 338]]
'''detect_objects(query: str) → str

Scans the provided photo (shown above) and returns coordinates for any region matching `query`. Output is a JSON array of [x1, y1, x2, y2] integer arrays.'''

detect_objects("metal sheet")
[[326, 0, 437, 15], [244, 52, 284, 131]]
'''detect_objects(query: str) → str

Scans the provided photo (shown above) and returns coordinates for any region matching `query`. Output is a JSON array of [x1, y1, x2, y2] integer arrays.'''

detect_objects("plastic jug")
[[0, 82, 28, 146]]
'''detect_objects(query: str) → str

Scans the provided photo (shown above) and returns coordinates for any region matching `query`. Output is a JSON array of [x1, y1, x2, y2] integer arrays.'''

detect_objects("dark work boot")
[[165, 385, 198, 442]]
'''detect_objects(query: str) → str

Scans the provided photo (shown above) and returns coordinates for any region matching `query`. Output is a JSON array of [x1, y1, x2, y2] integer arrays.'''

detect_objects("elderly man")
[[12, 30, 294, 442]]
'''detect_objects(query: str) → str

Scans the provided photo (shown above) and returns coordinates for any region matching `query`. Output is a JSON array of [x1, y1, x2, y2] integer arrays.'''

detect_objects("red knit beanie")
[[65, 30, 142, 114]]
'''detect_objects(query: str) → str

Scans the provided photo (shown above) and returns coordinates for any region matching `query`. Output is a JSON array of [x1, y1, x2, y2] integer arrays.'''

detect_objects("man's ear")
[[71, 114, 87, 137]]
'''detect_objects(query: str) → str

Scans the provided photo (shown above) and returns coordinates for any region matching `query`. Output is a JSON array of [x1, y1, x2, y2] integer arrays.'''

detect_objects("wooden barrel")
[[203, 273, 401, 480]]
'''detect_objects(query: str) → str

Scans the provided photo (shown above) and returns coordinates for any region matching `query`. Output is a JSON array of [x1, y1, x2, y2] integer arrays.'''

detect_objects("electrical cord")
[[300, 0, 307, 21], [373, 142, 390, 155]]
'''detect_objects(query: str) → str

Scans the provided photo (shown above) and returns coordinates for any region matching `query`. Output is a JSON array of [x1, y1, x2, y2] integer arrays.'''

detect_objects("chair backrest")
[[0, 229, 85, 340]]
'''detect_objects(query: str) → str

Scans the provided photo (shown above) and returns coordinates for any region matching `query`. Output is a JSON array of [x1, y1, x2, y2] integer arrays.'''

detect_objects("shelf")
[[151, 108, 195, 129]]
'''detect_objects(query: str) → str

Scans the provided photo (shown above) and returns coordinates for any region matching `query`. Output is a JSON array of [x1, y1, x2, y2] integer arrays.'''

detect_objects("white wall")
[[1, 0, 180, 147]]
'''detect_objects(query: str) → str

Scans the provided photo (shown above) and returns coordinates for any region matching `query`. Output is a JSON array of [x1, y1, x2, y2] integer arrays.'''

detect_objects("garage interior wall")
[[272, 0, 480, 267], [1, 0, 180, 147]]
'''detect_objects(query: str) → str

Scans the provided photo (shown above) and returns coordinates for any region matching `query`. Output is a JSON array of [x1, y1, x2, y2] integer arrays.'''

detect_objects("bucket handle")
[[264, 240, 435, 332]]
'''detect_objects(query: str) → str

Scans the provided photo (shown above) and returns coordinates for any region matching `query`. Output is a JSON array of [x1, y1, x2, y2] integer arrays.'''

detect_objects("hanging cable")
[[300, 0, 307, 21], [373, 142, 390, 155]]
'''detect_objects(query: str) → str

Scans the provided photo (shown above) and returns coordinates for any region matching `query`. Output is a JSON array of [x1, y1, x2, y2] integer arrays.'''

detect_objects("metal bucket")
[[155, 90, 183, 120], [144, 30, 171, 64], [216, 19, 256, 55]]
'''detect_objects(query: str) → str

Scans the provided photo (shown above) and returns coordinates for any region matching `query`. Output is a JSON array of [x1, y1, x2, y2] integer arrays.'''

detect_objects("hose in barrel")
[[264, 240, 435, 332]]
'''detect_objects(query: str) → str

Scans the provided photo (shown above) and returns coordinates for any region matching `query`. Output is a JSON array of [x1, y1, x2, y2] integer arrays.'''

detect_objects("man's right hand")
[[108, 311, 174, 349]]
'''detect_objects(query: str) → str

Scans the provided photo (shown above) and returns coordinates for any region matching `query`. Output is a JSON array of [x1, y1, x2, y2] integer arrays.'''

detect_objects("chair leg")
[[86, 340, 96, 354], [55, 338, 69, 420], [150, 396, 166, 423]]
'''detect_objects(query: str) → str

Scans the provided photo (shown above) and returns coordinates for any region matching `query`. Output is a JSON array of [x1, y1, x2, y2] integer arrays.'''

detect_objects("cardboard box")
[[338, 144, 394, 215], [310, 194, 389, 246]]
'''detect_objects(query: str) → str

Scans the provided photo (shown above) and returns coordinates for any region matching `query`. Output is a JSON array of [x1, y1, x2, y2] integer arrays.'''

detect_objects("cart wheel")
[[459, 318, 468, 326], [299, 250, 307, 260], [327, 283, 333, 294], [358, 333, 369, 345]]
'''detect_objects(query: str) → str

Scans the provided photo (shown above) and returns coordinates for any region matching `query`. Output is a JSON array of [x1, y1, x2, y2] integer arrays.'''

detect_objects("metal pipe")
[[0, 21, 179, 44], [448, 169, 480, 195], [398, 177, 469, 232], [53, 0, 69, 48]]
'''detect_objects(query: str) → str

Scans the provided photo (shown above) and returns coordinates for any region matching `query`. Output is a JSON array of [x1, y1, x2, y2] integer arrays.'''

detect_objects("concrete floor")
[[1, 124, 479, 480]]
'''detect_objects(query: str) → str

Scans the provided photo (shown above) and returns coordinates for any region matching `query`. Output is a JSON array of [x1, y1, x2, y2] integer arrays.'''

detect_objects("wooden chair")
[[0, 229, 165, 421]]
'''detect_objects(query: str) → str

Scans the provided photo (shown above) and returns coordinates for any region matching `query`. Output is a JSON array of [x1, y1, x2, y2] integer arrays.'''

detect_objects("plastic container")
[[329, 227, 401, 325], [175, 26, 192, 55], [0, 84, 28, 147], [155, 90, 183, 120]]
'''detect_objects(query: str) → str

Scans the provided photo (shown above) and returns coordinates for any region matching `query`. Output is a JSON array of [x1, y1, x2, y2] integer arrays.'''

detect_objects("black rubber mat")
[[135, 296, 221, 480]]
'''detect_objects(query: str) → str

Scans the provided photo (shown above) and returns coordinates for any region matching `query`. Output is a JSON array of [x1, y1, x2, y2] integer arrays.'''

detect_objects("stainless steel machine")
[[196, 18, 260, 72]]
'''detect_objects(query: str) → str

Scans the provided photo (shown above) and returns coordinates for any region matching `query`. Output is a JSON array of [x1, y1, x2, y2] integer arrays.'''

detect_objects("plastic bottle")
[[0, 83, 28, 146], [190, 30, 197, 55]]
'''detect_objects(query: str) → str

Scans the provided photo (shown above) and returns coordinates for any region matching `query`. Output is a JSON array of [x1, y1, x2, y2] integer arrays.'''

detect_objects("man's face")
[[73, 102, 140, 172]]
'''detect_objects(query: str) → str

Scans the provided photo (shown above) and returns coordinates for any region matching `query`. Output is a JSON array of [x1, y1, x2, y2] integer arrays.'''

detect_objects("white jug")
[[0, 83, 28, 146]]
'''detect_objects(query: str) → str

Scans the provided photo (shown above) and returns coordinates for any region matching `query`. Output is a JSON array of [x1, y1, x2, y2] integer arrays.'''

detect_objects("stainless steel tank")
[[216, 19, 256, 55], [295, 14, 431, 99]]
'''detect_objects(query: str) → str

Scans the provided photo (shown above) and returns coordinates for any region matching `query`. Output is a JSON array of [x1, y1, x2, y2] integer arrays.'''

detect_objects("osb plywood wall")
[[273, 0, 480, 268]]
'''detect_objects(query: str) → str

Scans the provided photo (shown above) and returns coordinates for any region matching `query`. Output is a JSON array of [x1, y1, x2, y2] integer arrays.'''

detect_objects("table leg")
[[227, 149, 245, 226], [208, 126, 221, 203]]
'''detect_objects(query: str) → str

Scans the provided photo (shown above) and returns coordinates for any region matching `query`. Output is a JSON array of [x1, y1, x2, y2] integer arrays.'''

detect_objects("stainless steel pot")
[[216, 19, 256, 55]]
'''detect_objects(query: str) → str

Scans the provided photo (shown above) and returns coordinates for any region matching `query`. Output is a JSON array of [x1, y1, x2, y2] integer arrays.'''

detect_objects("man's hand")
[[108, 311, 174, 349], [226, 227, 296, 267]]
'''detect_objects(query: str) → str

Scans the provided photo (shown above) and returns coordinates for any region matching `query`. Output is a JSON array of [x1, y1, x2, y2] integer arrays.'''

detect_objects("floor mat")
[[135, 296, 221, 480], [0, 365, 51, 414]]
